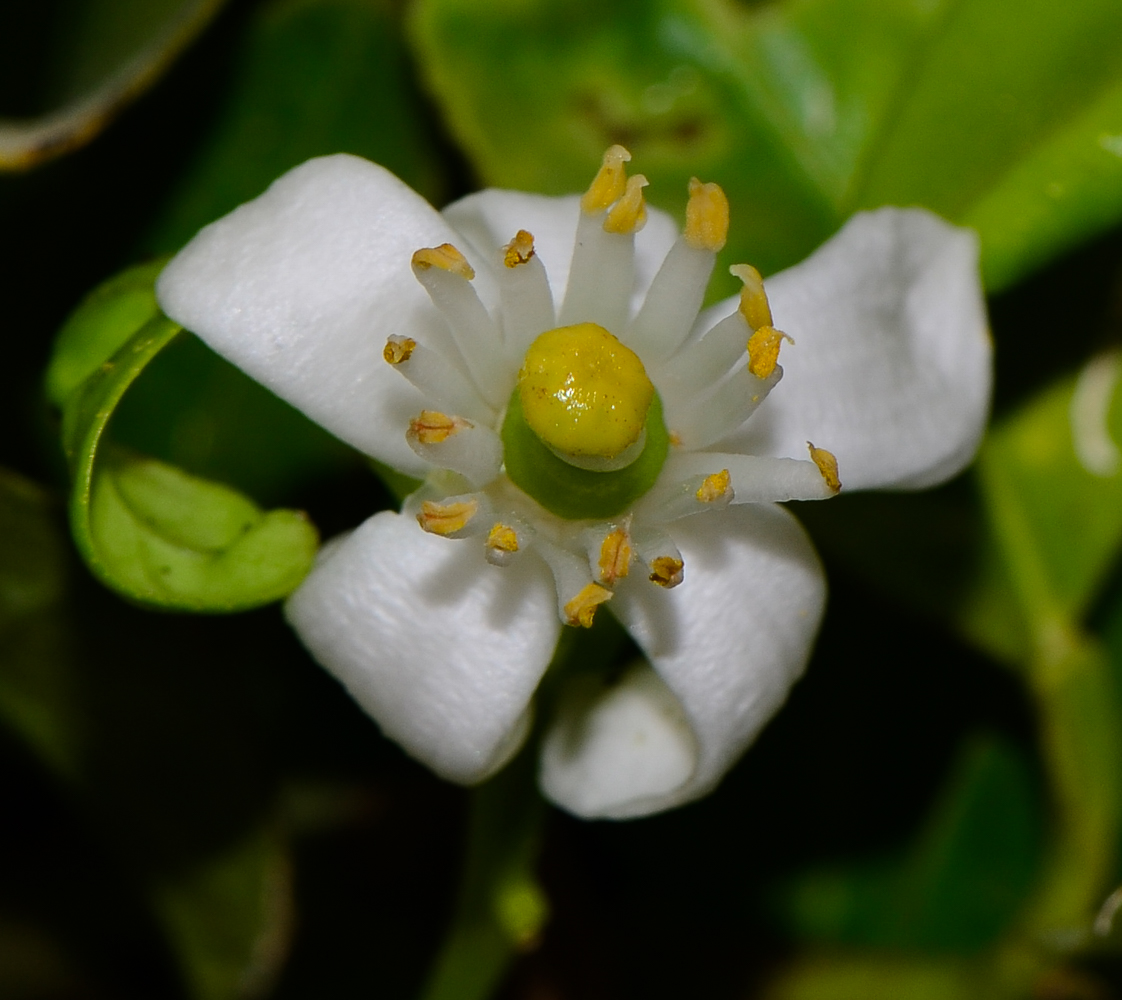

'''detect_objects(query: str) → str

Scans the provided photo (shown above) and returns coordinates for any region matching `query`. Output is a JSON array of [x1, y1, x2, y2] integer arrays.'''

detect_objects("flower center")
[[518, 322, 654, 468]]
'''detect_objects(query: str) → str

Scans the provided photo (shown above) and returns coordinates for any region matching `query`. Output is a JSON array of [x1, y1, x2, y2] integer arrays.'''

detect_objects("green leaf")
[[777, 735, 1041, 953], [0, 0, 229, 169], [44, 258, 166, 407], [411, 0, 1122, 290], [54, 275, 318, 611]]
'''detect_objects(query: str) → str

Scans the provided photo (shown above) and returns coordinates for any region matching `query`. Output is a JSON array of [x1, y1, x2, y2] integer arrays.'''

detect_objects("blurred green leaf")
[[412, 0, 1122, 290], [979, 355, 1122, 627], [0, 469, 80, 777], [154, 828, 293, 1000], [0, 0, 228, 169], [760, 953, 981, 1000], [53, 273, 318, 610], [148, 0, 446, 254], [778, 736, 1041, 953]]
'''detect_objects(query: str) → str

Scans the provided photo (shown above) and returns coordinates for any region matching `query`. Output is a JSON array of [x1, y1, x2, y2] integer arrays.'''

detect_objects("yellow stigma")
[[747, 325, 793, 380], [581, 144, 631, 214], [417, 499, 478, 536], [696, 469, 732, 503], [564, 583, 613, 628], [503, 230, 536, 268], [409, 410, 467, 445], [604, 175, 649, 234], [684, 178, 729, 251], [412, 243, 475, 279], [730, 264, 772, 331], [486, 523, 520, 555], [648, 556, 684, 589], [598, 528, 632, 585], [808, 443, 842, 494], [519, 323, 654, 461]]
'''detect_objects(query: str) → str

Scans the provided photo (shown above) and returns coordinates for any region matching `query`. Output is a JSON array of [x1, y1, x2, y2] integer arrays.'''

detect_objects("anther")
[[411, 243, 475, 279], [598, 528, 632, 586], [696, 469, 732, 504], [417, 498, 479, 536], [604, 175, 649, 234], [408, 410, 469, 445], [503, 230, 536, 268], [563, 583, 613, 628], [485, 523, 520, 566], [649, 556, 684, 589], [580, 145, 631, 214], [684, 178, 729, 252], [807, 443, 842, 494], [747, 326, 793, 380], [730, 264, 772, 331], [384, 335, 416, 364]]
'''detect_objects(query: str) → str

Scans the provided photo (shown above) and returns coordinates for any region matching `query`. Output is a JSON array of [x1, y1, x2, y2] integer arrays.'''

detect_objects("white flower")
[[156, 149, 990, 819]]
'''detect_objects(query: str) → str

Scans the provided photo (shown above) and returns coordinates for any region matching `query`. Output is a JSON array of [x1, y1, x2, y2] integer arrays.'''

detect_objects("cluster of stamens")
[[383, 145, 839, 628]]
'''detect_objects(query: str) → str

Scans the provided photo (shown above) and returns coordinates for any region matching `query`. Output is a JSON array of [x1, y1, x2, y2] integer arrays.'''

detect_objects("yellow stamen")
[[684, 178, 729, 252], [747, 325, 793, 380], [412, 243, 475, 279], [730, 263, 772, 330], [503, 230, 536, 268], [696, 469, 732, 504], [486, 523, 520, 555], [408, 410, 468, 445], [668, 431, 683, 447], [383, 336, 416, 365], [580, 144, 631, 214], [598, 528, 632, 585], [649, 557, 684, 589], [563, 583, 613, 628], [604, 174, 649, 234], [807, 443, 842, 494], [417, 499, 479, 536]]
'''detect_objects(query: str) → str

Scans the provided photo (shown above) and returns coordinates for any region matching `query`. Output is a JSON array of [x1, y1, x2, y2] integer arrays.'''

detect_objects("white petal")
[[709, 208, 991, 490], [157, 154, 472, 478], [443, 189, 679, 320], [541, 504, 825, 819], [285, 510, 561, 784], [539, 665, 697, 818]]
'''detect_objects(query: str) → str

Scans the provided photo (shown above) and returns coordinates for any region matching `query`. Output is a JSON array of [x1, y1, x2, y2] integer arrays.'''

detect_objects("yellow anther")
[[581, 144, 632, 214], [807, 442, 842, 494], [604, 174, 649, 234], [408, 410, 468, 445], [649, 556, 684, 589], [696, 469, 732, 504], [563, 583, 613, 628], [520, 323, 654, 460], [486, 523, 520, 554], [668, 431, 683, 447], [503, 230, 536, 268], [411, 243, 475, 279], [598, 528, 632, 585], [747, 325, 793, 380], [417, 499, 479, 536], [730, 263, 772, 330], [684, 178, 729, 252], [384, 336, 416, 365]]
